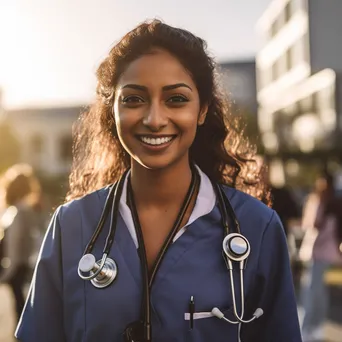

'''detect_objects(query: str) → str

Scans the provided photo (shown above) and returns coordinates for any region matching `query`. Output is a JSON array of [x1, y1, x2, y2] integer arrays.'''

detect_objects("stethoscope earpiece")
[[222, 233, 250, 262], [78, 253, 118, 289]]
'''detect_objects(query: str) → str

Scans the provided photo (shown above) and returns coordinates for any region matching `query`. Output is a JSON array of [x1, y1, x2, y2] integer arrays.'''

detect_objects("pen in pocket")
[[189, 296, 195, 330]]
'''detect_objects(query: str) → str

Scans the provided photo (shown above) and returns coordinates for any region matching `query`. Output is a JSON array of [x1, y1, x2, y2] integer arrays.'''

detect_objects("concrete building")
[[5, 106, 82, 176], [256, 0, 342, 184], [219, 60, 257, 115]]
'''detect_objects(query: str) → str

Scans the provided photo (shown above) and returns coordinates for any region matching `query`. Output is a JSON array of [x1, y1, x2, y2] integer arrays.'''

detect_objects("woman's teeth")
[[140, 136, 173, 146]]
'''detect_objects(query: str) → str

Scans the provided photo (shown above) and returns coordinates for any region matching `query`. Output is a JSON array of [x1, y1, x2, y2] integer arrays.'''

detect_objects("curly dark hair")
[[66, 19, 271, 206]]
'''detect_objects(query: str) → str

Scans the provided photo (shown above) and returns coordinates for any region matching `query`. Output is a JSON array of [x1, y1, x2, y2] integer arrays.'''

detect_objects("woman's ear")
[[198, 104, 208, 126]]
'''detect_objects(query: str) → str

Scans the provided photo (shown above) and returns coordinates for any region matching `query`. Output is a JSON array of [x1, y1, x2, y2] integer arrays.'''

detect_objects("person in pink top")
[[301, 172, 342, 342]]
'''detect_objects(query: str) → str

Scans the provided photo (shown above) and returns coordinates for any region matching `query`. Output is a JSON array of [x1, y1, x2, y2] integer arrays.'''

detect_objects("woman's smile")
[[136, 134, 177, 151]]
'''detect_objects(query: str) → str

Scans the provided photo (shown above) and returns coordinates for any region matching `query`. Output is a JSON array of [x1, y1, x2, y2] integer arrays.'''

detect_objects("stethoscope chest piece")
[[78, 253, 118, 289], [223, 233, 250, 262]]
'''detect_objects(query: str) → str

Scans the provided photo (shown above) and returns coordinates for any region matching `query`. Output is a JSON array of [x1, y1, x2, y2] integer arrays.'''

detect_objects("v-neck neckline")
[[118, 166, 216, 248]]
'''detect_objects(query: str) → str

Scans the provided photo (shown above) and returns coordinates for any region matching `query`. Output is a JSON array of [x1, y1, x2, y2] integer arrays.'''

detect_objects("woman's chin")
[[132, 155, 187, 172]]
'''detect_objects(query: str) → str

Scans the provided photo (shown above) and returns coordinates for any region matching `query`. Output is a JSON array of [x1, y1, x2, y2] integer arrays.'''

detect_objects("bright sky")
[[0, 0, 272, 109]]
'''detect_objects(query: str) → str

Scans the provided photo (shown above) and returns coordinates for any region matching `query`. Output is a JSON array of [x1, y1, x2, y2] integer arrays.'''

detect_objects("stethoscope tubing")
[[77, 168, 261, 341], [127, 166, 200, 341]]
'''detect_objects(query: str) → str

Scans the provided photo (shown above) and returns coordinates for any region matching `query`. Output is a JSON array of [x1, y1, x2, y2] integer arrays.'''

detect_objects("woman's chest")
[[137, 202, 195, 270], [61, 213, 257, 342]]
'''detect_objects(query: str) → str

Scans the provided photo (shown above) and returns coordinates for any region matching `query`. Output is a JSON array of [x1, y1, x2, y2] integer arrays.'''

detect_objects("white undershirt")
[[119, 166, 217, 248]]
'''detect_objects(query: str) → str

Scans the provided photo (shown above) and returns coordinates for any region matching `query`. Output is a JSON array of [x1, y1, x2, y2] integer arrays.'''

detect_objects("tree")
[[0, 120, 20, 173]]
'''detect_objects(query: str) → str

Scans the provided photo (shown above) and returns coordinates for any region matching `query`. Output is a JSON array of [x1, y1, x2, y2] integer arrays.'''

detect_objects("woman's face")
[[113, 48, 207, 171]]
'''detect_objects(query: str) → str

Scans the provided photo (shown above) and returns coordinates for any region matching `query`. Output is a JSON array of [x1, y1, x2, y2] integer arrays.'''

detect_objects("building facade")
[[256, 0, 342, 186], [5, 106, 82, 176], [219, 60, 257, 115]]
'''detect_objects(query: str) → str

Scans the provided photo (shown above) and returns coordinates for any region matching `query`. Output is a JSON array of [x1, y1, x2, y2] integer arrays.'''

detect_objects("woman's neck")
[[130, 159, 193, 209]]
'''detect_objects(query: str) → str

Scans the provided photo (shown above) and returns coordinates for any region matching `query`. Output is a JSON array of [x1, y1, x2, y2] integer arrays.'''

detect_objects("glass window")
[[285, 48, 292, 71], [270, 21, 277, 37], [291, 0, 302, 14], [30, 134, 43, 154], [278, 54, 288, 77], [283, 102, 299, 116], [302, 32, 309, 63], [299, 95, 313, 113], [317, 85, 335, 110], [272, 61, 278, 82], [284, 2, 291, 22], [291, 38, 305, 65]]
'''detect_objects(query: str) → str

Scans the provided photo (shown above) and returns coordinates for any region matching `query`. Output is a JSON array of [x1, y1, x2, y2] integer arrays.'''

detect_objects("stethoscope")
[[78, 167, 263, 342]]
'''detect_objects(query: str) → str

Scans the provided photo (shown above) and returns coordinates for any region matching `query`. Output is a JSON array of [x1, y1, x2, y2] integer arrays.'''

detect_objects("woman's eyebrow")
[[120, 83, 192, 92]]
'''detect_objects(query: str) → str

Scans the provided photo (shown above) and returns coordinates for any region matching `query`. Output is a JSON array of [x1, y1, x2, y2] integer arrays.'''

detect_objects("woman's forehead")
[[116, 49, 195, 90]]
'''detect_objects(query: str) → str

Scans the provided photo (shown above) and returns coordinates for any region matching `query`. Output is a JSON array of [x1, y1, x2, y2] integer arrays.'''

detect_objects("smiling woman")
[[66, 22, 269, 203], [15, 19, 301, 342], [113, 49, 207, 172]]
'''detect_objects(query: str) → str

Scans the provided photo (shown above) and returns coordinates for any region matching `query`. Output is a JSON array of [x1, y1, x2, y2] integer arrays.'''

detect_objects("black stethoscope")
[[78, 167, 263, 342]]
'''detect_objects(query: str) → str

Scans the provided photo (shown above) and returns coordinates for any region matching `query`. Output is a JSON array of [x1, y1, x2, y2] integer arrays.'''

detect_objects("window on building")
[[283, 102, 299, 116], [270, 21, 277, 37], [312, 92, 319, 113], [276, 10, 285, 30], [278, 54, 288, 78], [291, 38, 305, 66], [285, 47, 292, 71], [302, 32, 310, 63], [60, 136, 73, 162], [299, 95, 313, 114], [259, 67, 273, 89], [30, 134, 43, 154], [266, 67, 274, 86], [272, 61, 278, 82], [291, 0, 302, 14], [284, 2, 291, 23], [256, 68, 265, 90], [318, 85, 335, 110]]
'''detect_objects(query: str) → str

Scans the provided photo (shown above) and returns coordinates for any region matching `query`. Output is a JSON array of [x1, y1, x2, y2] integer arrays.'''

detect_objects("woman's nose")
[[142, 103, 168, 131]]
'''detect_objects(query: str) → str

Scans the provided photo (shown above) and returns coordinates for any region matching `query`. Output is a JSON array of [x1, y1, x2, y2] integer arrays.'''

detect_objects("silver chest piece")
[[222, 233, 250, 262], [79, 253, 118, 288]]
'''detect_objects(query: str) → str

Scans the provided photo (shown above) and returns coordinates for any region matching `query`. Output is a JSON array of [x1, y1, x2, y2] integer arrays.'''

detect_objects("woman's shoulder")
[[57, 186, 111, 223], [221, 185, 273, 216], [219, 185, 288, 267], [220, 184, 279, 235]]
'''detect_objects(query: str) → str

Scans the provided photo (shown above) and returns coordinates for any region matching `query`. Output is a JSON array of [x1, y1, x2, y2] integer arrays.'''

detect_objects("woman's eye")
[[167, 95, 188, 103], [122, 96, 144, 104]]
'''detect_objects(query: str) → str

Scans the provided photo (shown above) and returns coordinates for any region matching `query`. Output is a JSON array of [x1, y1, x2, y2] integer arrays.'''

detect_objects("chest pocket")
[[184, 306, 238, 342], [150, 252, 239, 342]]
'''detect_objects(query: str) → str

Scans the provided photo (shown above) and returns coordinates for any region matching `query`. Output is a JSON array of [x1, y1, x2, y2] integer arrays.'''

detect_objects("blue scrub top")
[[15, 185, 302, 342]]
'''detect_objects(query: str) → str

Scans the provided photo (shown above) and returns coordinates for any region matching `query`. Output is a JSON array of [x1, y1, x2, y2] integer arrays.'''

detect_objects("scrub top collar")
[[119, 165, 216, 248]]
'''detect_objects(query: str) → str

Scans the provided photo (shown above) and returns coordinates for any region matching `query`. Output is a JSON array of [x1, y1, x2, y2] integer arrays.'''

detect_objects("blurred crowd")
[[0, 164, 48, 324], [0, 162, 342, 341], [271, 168, 342, 341]]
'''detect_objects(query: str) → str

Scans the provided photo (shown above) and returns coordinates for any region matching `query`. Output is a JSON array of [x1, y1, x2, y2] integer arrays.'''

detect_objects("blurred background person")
[[300, 172, 342, 342], [260, 158, 300, 237], [270, 171, 302, 293], [271, 181, 300, 238], [259, 157, 302, 293], [0, 164, 43, 323]]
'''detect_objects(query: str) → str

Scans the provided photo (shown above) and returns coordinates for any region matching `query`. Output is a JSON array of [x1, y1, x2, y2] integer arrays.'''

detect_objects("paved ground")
[[1, 284, 341, 342]]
